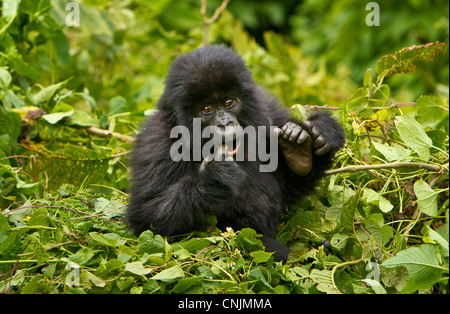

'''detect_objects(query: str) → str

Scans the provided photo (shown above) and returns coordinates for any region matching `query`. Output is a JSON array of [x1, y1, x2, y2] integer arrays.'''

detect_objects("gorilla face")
[[159, 45, 255, 157]]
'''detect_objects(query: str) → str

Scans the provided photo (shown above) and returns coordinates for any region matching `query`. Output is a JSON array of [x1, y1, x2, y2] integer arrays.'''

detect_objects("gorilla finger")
[[313, 135, 327, 148], [310, 126, 321, 140], [273, 127, 282, 137], [288, 126, 302, 142], [283, 123, 295, 139], [296, 130, 310, 144], [281, 123, 290, 133], [315, 144, 331, 156]]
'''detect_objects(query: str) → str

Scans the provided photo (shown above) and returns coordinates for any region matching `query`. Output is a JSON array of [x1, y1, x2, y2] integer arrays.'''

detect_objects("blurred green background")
[[3, 0, 448, 112]]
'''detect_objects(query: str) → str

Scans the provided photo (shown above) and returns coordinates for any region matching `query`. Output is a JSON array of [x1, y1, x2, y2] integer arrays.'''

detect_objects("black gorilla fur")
[[126, 45, 345, 261]]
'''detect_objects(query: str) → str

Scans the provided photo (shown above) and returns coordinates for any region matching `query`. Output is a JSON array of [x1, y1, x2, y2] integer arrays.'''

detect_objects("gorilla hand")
[[199, 145, 246, 197], [275, 122, 313, 176], [304, 121, 332, 156]]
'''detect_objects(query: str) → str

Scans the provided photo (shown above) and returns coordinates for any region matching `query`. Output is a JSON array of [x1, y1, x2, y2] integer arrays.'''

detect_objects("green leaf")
[[382, 244, 445, 293], [2, 0, 21, 21], [236, 228, 264, 253], [334, 270, 354, 294], [31, 81, 66, 105], [310, 269, 339, 294], [0, 213, 12, 244], [93, 197, 125, 219], [85, 270, 106, 288], [330, 233, 351, 250], [89, 232, 126, 247], [138, 230, 166, 254], [180, 238, 213, 254], [363, 68, 372, 88], [360, 279, 387, 294], [42, 109, 74, 124], [424, 225, 449, 257], [414, 179, 439, 216], [125, 261, 152, 276], [4, 48, 40, 80], [151, 265, 184, 282], [362, 188, 394, 213], [250, 250, 273, 263], [376, 42, 446, 78], [108, 96, 127, 116], [395, 115, 433, 161], [69, 247, 95, 266], [0, 67, 12, 89], [172, 276, 203, 293], [28, 208, 49, 226], [21, 276, 39, 294], [416, 95, 447, 129], [372, 141, 411, 162]]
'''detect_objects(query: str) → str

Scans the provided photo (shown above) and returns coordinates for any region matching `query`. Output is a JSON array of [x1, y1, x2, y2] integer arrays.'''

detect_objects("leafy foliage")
[[1, 0, 449, 294]]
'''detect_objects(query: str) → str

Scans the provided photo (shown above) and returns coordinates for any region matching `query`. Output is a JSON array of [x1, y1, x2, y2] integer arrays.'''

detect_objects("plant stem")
[[201, 0, 230, 46], [326, 161, 446, 176]]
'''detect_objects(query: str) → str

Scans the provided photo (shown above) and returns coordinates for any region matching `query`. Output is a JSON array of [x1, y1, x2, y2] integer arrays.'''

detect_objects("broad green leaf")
[[4, 48, 39, 80], [28, 208, 49, 226], [0, 213, 12, 243], [31, 81, 66, 105], [85, 270, 106, 288], [93, 197, 125, 219], [363, 188, 394, 213], [382, 244, 445, 293], [151, 265, 184, 282], [125, 261, 152, 276], [416, 95, 447, 129], [21, 276, 39, 294], [250, 250, 273, 263], [424, 225, 449, 257], [340, 196, 358, 230], [69, 247, 95, 266], [67, 109, 98, 127], [330, 233, 351, 250], [180, 238, 213, 254], [172, 276, 203, 293], [414, 179, 439, 216], [360, 279, 387, 294], [395, 115, 433, 161], [0, 67, 12, 88], [89, 232, 126, 247], [310, 269, 339, 294], [237, 228, 264, 253], [130, 286, 143, 294], [108, 96, 127, 116], [42, 110, 74, 124], [138, 231, 166, 254], [372, 141, 411, 162], [334, 270, 354, 294], [2, 0, 21, 21], [286, 267, 309, 282]]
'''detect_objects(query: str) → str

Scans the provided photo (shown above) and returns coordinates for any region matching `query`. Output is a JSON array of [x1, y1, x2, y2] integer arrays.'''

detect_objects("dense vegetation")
[[0, 0, 448, 294]]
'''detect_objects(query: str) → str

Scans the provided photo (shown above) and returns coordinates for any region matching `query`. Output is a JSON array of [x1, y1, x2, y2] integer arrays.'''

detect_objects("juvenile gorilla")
[[126, 45, 345, 261]]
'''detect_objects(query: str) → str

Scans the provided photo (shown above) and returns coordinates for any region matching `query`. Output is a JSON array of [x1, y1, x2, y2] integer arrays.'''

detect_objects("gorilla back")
[[126, 45, 345, 262]]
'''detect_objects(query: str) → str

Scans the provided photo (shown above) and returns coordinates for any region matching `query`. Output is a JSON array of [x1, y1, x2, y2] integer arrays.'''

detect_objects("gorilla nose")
[[217, 120, 234, 129]]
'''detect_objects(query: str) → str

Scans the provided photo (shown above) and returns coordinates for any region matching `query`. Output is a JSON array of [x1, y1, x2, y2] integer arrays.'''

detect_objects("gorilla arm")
[[127, 155, 245, 237]]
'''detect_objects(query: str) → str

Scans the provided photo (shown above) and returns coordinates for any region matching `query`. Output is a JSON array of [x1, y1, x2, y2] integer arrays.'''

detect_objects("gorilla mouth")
[[226, 138, 240, 156]]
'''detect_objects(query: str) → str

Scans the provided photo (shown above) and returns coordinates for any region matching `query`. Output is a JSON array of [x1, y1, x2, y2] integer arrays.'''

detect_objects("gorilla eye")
[[201, 105, 214, 114], [223, 99, 235, 108]]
